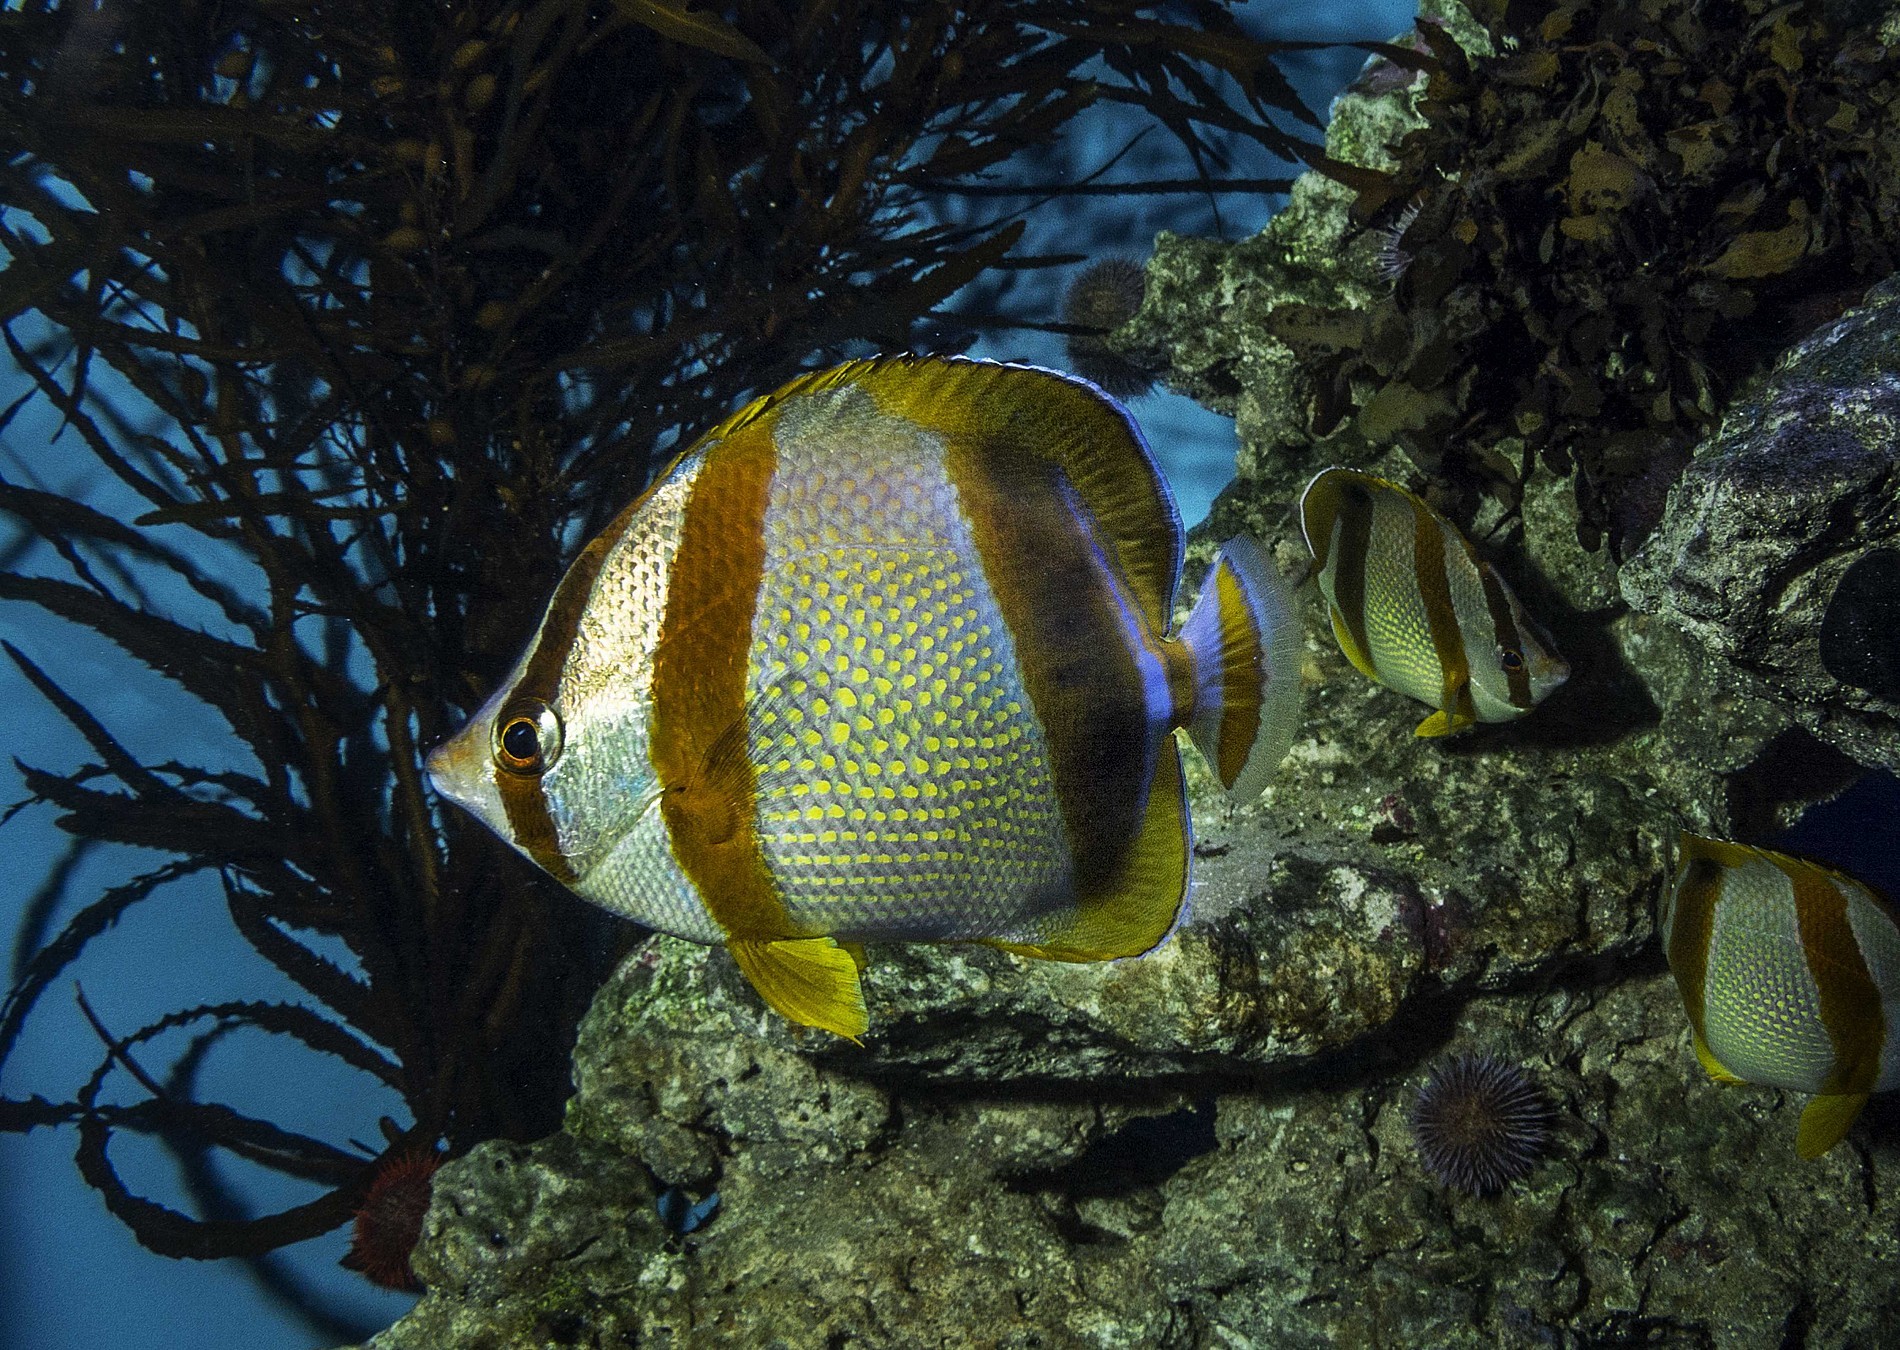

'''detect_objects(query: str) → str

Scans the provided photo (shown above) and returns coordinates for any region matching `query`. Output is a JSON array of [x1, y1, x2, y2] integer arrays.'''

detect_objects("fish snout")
[[424, 723, 488, 812]]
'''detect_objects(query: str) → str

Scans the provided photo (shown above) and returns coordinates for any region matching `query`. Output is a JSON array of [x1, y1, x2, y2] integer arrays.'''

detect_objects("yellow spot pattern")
[[748, 405, 1069, 940]]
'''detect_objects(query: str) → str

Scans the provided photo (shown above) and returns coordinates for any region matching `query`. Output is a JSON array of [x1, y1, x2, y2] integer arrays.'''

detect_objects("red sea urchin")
[[341, 1149, 442, 1291], [1410, 1053, 1554, 1196]]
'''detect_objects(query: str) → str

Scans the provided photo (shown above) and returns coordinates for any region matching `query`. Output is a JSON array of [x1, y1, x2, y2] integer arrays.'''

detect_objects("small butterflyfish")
[[427, 356, 1304, 1039], [1297, 467, 1567, 737], [1661, 832, 1900, 1158]]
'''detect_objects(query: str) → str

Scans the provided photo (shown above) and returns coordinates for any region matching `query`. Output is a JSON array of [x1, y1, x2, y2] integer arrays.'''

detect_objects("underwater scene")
[[4, 0, 1900, 1346]]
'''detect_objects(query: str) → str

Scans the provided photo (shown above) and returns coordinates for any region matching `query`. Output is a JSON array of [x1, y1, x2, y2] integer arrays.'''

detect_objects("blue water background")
[[7, 2, 1894, 1346]]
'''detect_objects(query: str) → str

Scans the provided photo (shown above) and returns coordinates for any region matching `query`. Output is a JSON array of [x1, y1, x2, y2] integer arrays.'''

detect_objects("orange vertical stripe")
[[1783, 855, 1885, 1095], [1668, 836, 1725, 1044], [648, 422, 790, 943]]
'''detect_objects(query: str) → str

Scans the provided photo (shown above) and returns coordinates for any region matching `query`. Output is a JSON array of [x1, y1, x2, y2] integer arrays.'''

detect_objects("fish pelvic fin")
[[1414, 687, 1476, 738], [1692, 1030, 1746, 1085], [728, 937, 868, 1042], [1177, 536, 1304, 801], [1796, 1091, 1869, 1159], [991, 739, 1191, 962]]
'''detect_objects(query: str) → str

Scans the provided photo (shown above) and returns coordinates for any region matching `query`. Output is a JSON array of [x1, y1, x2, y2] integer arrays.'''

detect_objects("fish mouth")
[[423, 728, 487, 812]]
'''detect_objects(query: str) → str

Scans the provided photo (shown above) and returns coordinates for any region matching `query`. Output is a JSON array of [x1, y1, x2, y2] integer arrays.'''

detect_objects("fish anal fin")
[[839, 941, 868, 973], [1328, 606, 1379, 681], [1692, 1030, 1746, 1085], [1008, 741, 1189, 962], [728, 937, 868, 1041], [1796, 1091, 1869, 1159]]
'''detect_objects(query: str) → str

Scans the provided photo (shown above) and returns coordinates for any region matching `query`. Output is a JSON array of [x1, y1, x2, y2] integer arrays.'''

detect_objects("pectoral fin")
[[1692, 1030, 1745, 1085], [728, 937, 868, 1041], [1795, 1091, 1868, 1159]]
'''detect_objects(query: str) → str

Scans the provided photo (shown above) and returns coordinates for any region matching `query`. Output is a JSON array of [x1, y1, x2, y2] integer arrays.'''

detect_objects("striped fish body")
[[1297, 468, 1567, 737], [1662, 833, 1900, 1158], [427, 356, 1304, 1038]]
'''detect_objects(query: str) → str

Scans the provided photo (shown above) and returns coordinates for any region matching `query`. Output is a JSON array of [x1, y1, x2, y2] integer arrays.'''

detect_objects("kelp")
[[0, 0, 1326, 1317], [1280, 0, 1900, 555]]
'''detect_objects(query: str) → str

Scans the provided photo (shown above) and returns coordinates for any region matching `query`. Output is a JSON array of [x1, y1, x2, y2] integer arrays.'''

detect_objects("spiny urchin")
[[341, 1148, 442, 1290], [1409, 1053, 1554, 1196], [1061, 258, 1153, 399]]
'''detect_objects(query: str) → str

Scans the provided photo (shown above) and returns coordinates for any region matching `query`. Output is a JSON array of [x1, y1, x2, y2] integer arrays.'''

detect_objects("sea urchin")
[[1410, 1053, 1553, 1196], [341, 1148, 442, 1291], [1061, 257, 1154, 399]]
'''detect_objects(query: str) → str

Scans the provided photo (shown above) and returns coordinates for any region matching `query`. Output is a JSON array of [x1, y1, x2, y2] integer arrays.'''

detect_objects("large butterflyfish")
[[427, 356, 1304, 1039]]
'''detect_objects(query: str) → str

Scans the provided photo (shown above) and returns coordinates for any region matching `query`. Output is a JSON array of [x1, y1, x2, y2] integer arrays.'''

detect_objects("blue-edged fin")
[[1177, 536, 1304, 801], [1797, 1092, 1870, 1159], [729, 937, 869, 1041], [986, 740, 1190, 961]]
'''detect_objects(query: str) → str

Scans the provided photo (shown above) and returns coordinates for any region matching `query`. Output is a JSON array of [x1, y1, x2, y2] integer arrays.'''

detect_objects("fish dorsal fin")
[[842, 355, 1183, 634], [729, 937, 869, 1042], [986, 738, 1190, 962], [1796, 1091, 1868, 1158]]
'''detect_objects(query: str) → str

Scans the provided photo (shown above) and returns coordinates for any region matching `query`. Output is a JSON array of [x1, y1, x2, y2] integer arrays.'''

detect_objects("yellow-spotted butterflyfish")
[[426, 356, 1304, 1039], [1661, 832, 1900, 1158], [1296, 467, 1568, 737]]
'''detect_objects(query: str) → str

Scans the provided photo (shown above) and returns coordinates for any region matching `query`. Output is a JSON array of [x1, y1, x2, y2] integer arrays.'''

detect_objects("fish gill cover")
[[1273, 0, 1900, 556], [0, 0, 1356, 1322]]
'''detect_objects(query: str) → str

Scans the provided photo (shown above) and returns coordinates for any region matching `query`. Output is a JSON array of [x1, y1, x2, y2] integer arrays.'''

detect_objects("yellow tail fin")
[[1176, 536, 1303, 800]]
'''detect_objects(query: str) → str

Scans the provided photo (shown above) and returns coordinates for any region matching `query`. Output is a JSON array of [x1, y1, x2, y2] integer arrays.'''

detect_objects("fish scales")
[[750, 384, 1071, 940], [427, 355, 1306, 1037]]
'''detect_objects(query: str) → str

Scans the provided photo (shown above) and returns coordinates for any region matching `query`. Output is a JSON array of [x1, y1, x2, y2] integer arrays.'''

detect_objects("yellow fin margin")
[[729, 937, 868, 1041], [985, 741, 1189, 962]]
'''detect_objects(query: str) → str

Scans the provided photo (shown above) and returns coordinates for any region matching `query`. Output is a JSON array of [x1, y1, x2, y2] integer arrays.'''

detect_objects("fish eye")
[[493, 700, 562, 775], [1499, 647, 1525, 672]]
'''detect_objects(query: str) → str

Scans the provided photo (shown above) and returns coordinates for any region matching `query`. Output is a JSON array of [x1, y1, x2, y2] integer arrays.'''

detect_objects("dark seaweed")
[[1282, 0, 1900, 552], [0, 0, 1329, 1311]]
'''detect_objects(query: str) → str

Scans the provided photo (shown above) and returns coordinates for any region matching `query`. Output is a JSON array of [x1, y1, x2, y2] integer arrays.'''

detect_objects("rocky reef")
[[1621, 274, 1900, 775], [348, 7, 1900, 1348]]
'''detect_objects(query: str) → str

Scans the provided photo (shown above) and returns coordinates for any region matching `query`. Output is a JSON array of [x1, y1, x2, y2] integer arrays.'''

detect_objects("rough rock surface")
[[1620, 275, 1900, 774], [349, 7, 1900, 1348]]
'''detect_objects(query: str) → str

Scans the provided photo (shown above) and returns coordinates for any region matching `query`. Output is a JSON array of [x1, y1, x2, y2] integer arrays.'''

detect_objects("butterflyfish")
[[1297, 467, 1567, 737], [1661, 833, 1900, 1158], [426, 356, 1304, 1039]]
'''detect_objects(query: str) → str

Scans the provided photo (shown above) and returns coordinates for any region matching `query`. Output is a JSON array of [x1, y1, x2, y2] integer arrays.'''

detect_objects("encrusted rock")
[[1621, 274, 1900, 773]]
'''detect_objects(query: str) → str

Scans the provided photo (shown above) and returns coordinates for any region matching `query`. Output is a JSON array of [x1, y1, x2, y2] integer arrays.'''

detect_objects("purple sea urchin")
[[1410, 1053, 1553, 1196], [1061, 258, 1154, 398]]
